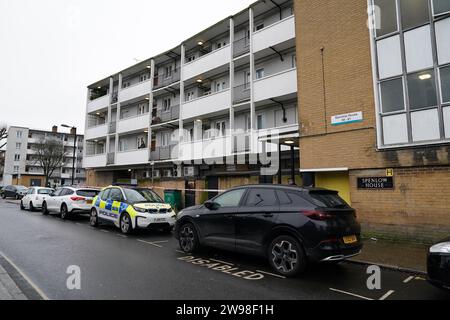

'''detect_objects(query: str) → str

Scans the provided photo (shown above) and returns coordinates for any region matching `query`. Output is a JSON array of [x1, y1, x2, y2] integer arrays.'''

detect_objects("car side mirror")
[[204, 201, 219, 210]]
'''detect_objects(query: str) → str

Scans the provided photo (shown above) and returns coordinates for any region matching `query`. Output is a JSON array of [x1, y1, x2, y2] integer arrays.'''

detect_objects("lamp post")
[[61, 124, 77, 186]]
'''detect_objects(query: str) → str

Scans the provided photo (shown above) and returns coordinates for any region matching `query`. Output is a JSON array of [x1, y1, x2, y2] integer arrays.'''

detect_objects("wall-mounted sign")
[[386, 168, 394, 177], [331, 111, 363, 126], [357, 177, 394, 189]]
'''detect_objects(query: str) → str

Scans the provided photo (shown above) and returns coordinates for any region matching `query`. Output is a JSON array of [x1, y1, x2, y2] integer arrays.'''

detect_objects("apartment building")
[[2, 126, 86, 187], [84, 0, 299, 206], [294, 0, 450, 242], [0, 150, 5, 185]]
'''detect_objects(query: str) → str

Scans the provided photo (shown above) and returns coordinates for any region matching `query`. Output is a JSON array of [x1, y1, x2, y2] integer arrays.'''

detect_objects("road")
[[0, 199, 448, 300]]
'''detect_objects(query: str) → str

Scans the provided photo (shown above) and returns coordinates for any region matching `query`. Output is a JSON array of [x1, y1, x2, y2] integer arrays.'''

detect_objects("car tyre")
[[120, 213, 133, 235], [1, 194, 6, 199], [42, 202, 49, 215], [178, 222, 199, 253], [90, 208, 99, 227], [15, 194, 20, 200], [20, 201, 25, 210], [29, 202, 35, 212], [60, 204, 69, 220], [268, 235, 306, 277]]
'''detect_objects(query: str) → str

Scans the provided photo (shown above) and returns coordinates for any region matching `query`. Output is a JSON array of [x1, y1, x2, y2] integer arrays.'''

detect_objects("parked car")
[[427, 237, 450, 290], [42, 187, 100, 219], [90, 186, 176, 234], [175, 185, 362, 277], [1, 185, 28, 200], [20, 187, 54, 211]]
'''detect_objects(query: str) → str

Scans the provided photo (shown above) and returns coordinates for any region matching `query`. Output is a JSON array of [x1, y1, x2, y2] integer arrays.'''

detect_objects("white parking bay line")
[[151, 240, 169, 244], [403, 276, 414, 284], [379, 290, 395, 300], [256, 270, 286, 279], [100, 230, 109, 233], [137, 239, 163, 248], [175, 250, 185, 254], [210, 258, 234, 266], [329, 288, 374, 301]]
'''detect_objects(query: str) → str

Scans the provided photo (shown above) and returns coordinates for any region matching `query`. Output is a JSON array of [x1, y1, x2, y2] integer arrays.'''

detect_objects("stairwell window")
[[16, 131, 22, 139], [14, 154, 20, 161], [13, 166, 19, 173], [16, 143, 21, 150]]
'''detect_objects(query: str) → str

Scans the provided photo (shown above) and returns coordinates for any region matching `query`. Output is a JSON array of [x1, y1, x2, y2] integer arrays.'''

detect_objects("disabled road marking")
[[329, 288, 374, 300], [210, 258, 234, 266], [137, 239, 165, 248], [256, 270, 286, 279]]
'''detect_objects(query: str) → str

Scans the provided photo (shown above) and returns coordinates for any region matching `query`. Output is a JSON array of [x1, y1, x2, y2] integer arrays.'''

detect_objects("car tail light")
[[70, 196, 86, 201], [302, 210, 334, 221]]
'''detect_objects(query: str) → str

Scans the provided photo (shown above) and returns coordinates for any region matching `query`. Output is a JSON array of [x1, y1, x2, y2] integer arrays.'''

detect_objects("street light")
[[61, 124, 77, 186]]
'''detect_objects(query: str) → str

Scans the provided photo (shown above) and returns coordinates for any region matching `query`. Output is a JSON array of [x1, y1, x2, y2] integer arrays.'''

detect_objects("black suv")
[[175, 185, 362, 277]]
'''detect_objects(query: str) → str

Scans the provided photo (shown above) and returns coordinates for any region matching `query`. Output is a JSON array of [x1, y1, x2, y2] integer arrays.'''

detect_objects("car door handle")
[[263, 213, 274, 218]]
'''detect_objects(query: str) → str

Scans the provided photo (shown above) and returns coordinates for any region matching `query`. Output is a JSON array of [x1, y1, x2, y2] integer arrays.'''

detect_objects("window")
[[15, 143, 21, 149], [400, 0, 430, 30], [14, 154, 20, 161], [161, 132, 170, 147], [245, 72, 251, 88], [376, 35, 403, 79], [163, 98, 171, 112], [16, 131, 22, 138], [256, 68, 265, 79], [404, 25, 433, 73], [374, 0, 398, 37], [433, 0, 450, 15], [255, 22, 264, 31], [109, 188, 123, 202], [164, 66, 173, 79], [380, 78, 405, 113], [187, 55, 196, 62], [137, 137, 146, 149], [245, 189, 277, 207], [245, 114, 251, 132], [100, 189, 111, 201], [411, 108, 441, 141], [215, 121, 226, 137], [440, 66, 450, 103], [122, 81, 130, 89], [444, 107, 450, 138], [13, 166, 19, 173], [382, 114, 409, 145], [139, 73, 148, 82], [186, 91, 195, 101], [257, 114, 265, 130], [138, 103, 147, 115], [214, 189, 246, 208], [291, 54, 297, 68], [407, 70, 438, 110], [215, 81, 226, 92], [435, 18, 450, 65], [306, 191, 349, 208]]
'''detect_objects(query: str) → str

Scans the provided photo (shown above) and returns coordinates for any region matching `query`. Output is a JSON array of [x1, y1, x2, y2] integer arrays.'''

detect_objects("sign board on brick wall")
[[331, 111, 363, 126], [357, 177, 394, 189]]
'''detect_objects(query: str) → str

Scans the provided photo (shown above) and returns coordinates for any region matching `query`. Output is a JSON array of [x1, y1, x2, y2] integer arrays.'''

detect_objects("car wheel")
[[15, 194, 19, 200], [20, 201, 25, 210], [178, 223, 199, 253], [268, 235, 306, 277], [1, 194, 5, 199], [29, 202, 35, 212], [120, 213, 133, 235], [42, 202, 49, 215], [90, 208, 99, 227], [60, 204, 69, 220]]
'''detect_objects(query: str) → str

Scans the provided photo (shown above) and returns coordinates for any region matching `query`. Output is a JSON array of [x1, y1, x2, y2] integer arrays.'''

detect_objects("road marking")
[[210, 258, 234, 266], [403, 276, 414, 283], [415, 276, 427, 281], [150, 240, 169, 244], [137, 239, 163, 248], [175, 250, 185, 254], [379, 290, 395, 300], [256, 270, 286, 279], [100, 230, 109, 233], [0, 251, 50, 300], [329, 288, 374, 301]]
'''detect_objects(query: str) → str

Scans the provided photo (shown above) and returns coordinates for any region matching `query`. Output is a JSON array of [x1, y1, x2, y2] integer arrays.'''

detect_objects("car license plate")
[[86, 200, 92, 205], [343, 235, 357, 244], [155, 218, 166, 222]]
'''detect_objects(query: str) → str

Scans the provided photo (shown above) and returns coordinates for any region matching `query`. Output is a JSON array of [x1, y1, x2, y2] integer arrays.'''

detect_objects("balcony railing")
[[153, 105, 180, 124], [233, 84, 251, 103], [151, 145, 176, 161], [234, 134, 250, 153], [153, 70, 180, 90], [233, 37, 250, 58], [107, 152, 115, 165], [109, 122, 117, 134]]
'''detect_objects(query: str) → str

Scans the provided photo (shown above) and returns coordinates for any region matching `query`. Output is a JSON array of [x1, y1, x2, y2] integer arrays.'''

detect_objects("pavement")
[[0, 263, 27, 300], [0, 198, 448, 300]]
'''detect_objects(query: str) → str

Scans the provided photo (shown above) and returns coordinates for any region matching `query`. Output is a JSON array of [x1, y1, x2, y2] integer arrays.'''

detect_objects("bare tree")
[[31, 137, 66, 186], [0, 124, 7, 149]]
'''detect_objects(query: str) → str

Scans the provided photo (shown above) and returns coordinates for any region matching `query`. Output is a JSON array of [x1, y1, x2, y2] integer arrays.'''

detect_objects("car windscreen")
[[123, 188, 163, 204], [38, 189, 53, 195], [76, 190, 100, 198], [306, 191, 349, 209], [16, 186, 28, 191]]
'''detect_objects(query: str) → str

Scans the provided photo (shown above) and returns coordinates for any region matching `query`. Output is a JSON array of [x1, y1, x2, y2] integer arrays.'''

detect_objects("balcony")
[[83, 154, 106, 168], [87, 95, 109, 113], [183, 45, 231, 81], [153, 105, 180, 124], [85, 124, 108, 140], [233, 84, 251, 104], [182, 89, 231, 120], [118, 114, 149, 134], [151, 145, 176, 161], [179, 136, 232, 162], [116, 149, 149, 166], [253, 68, 297, 102], [233, 37, 250, 58], [153, 70, 180, 90], [253, 15, 295, 53], [120, 80, 151, 103]]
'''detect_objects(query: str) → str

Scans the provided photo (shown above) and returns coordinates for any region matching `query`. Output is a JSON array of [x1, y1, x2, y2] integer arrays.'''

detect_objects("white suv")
[[42, 187, 100, 220], [20, 187, 54, 211]]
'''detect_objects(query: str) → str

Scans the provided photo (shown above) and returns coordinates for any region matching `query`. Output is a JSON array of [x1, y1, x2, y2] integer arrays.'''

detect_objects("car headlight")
[[133, 206, 147, 213], [430, 242, 450, 254]]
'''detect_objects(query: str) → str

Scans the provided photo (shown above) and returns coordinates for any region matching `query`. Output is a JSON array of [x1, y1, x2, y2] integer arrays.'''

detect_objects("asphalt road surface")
[[0, 199, 448, 300]]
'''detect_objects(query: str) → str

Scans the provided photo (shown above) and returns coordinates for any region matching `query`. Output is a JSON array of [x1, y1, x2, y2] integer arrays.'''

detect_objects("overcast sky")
[[0, 0, 255, 134]]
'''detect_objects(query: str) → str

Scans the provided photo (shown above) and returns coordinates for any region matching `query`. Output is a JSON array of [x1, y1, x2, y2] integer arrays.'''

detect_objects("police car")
[[90, 186, 176, 234]]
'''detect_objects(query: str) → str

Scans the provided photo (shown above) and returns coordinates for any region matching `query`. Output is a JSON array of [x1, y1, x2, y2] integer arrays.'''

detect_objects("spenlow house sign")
[[357, 177, 394, 189], [331, 111, 363, 126]]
